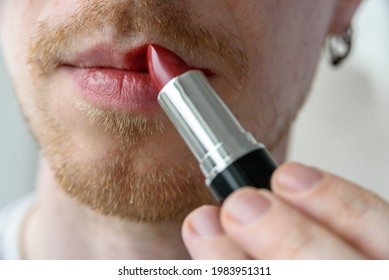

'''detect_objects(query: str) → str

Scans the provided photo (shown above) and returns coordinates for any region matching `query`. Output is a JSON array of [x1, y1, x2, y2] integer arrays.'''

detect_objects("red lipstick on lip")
[[148, 43, 277, 201]]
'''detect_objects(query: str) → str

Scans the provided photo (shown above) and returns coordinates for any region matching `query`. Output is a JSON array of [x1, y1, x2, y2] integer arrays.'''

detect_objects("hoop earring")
[[328, 27, 353, 66]]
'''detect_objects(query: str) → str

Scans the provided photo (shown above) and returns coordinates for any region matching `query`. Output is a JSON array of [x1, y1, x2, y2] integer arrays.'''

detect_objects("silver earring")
[[328, 27, 353, 66]]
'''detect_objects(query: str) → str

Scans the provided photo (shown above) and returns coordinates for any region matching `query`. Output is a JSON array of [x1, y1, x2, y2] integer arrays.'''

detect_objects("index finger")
[[272, 163, 389, 259]]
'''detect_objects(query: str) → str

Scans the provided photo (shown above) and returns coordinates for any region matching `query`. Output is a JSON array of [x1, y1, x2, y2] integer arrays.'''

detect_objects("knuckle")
[[258, 204, 316, 259], [330, 180, 385, 220], [281, 220, 316, 259]]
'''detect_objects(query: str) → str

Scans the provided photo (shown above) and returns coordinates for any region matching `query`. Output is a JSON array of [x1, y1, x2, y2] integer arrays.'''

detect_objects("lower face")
[[0, 0, 336, 221]]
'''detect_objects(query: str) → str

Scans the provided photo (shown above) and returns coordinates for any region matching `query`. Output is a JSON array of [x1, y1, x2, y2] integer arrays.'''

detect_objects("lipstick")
[[147, 44, 277, 201]]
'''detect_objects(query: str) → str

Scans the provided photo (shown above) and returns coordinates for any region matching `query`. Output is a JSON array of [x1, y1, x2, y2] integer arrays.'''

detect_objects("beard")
[[34, 96, 216, 222], [23, 0, 252, 221]]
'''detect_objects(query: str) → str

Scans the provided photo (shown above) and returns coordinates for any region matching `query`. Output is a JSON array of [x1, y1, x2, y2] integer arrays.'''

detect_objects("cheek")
[[229, 1, 336, 141], [0, 1, 48, 130], [1, 0, 79, 76]]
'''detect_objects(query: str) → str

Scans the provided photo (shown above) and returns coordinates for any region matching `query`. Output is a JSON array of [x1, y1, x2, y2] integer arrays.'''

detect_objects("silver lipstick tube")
[[158, 70, 276, 199]]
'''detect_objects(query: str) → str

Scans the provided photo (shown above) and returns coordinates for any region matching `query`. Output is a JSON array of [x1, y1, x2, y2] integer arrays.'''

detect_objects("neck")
[[23, 158, 190, 259]]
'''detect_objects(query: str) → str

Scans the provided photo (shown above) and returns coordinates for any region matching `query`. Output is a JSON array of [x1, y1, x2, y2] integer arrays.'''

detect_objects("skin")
[[1, 0, 388, 260]]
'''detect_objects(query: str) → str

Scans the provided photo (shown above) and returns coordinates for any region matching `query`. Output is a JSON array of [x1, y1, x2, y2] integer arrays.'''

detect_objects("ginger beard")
[[19, 0, 293, 221]]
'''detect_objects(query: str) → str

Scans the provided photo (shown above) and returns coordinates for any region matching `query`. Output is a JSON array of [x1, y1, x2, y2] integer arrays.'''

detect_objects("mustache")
[[28, 0, 247, 81]]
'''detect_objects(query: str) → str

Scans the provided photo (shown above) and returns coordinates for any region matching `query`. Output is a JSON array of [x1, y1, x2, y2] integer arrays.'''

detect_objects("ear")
[[329, 0, 362, 35]]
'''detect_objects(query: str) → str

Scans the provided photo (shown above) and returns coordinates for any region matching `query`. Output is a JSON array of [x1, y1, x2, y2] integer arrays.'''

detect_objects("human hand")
[[182, 163, 389, 259]]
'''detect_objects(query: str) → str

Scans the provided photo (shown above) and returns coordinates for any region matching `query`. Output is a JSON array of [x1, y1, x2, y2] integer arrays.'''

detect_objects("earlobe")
[[329, 0, 361, 35]]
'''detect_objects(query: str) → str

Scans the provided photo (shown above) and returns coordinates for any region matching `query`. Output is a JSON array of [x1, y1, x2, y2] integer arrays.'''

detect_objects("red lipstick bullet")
[[147, 44, 194, 91]]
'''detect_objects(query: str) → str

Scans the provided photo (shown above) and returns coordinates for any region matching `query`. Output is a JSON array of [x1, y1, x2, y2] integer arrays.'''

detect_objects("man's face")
[[0, 0, 337, 221]]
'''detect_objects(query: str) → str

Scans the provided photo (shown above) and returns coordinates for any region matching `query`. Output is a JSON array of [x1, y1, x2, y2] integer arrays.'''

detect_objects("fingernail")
[[190, 207, 224, 238], [225, 189, 271, 225], [277, 163, 323, 192]]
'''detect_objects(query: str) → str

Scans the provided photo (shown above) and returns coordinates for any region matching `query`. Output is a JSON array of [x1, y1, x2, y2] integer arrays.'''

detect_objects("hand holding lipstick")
[[182, 163, 389, 259]]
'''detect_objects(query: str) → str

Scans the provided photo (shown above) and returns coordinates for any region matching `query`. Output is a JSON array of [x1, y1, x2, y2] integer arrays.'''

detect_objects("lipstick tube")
[[158, 70, 277, 201]]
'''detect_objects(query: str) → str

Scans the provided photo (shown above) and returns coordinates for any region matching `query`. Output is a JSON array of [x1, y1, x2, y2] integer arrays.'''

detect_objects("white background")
[[1, 0, 388, 208]]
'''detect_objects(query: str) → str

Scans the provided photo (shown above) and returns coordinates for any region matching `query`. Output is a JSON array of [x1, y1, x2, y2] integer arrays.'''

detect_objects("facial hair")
[[26, 0, 248, 221]]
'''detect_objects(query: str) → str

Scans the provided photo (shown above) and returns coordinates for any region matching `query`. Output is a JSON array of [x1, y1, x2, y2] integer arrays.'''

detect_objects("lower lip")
[[67, 66, 160, 113]]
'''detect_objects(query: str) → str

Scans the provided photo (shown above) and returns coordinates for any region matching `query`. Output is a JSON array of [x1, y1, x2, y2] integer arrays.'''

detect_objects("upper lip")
[[65, 44, 149, 72], [63, 43, 214, 75]]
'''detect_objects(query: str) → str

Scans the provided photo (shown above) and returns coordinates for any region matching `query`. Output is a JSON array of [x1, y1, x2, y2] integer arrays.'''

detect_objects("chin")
[[39, 118, 214, 221]]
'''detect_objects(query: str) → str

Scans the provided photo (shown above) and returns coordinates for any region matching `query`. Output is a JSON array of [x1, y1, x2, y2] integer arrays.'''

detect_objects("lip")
[[64, 44, 159, 114], [64, 44, 214, 115]]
